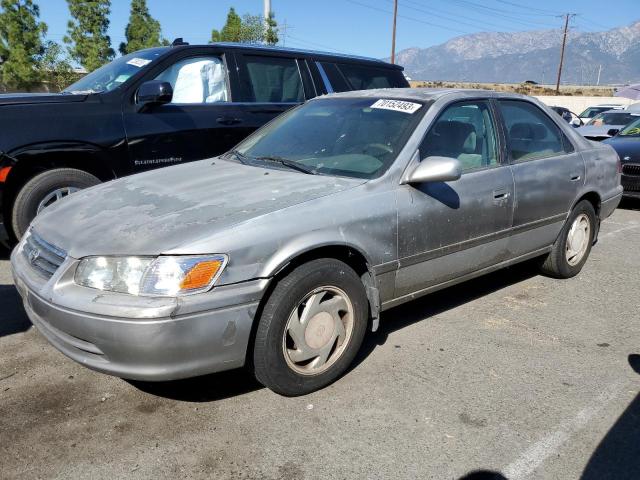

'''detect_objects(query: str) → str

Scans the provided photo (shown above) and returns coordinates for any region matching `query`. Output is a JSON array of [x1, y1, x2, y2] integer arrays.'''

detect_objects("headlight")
[[74, 255, 228, 296]]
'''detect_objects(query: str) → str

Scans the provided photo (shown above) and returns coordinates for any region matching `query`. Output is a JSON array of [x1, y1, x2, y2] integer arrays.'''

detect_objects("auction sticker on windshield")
[[126, 58, 152, 68], [370, 99, 422, 114]]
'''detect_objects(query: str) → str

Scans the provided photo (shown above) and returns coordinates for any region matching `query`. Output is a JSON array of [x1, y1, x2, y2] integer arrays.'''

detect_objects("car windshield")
[[587, 112, 637, 126], [619, 118, 640, 137], [579, 107, 607, 118], [63, 49, 167, 94], [234, 97, 428, 179]]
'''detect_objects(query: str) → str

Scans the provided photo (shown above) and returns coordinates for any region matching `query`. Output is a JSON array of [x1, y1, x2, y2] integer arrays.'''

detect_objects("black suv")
[[0, 41, 408, 240]]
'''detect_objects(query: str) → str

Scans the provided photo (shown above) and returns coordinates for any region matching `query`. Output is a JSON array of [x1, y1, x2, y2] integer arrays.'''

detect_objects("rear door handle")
[[216, 117, 242, 125], [570, 174, 581, 181], [493, 188, 510, 201]]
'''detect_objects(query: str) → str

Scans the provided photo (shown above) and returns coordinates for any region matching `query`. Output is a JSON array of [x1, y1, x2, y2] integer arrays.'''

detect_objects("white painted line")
[[503, 384, 624, 480]]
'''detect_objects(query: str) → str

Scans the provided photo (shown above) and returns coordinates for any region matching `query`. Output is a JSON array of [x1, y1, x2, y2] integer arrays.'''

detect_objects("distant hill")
[[395, 21, 640, 85]]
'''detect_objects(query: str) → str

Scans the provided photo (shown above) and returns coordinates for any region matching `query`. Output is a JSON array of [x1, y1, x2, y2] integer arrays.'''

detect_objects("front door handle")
[[216, 116, 242, 126]]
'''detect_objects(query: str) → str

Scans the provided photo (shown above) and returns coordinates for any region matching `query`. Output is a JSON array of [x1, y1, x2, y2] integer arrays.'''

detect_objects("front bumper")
[[11, 246, 269, 381]]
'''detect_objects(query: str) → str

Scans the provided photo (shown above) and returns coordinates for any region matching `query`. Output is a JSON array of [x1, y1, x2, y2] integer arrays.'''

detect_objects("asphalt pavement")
[[1, 201, 639, 480]]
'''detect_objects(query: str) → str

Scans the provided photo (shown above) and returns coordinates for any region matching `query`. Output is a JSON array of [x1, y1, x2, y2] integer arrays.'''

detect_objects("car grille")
[[22, 231, 67, 279], [622, 163, 640, 176]]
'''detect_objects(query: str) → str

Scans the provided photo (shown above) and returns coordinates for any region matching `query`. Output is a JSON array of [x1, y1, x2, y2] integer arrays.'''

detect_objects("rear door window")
[[321, 62, 407, 91], [498, 100, 568, 162], [238, 55, 304, 103]]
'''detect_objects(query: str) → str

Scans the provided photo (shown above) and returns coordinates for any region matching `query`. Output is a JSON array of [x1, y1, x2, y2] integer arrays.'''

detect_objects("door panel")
[[496, 99, 585, 258], [394, 99, 513, 299], [395, 166, 514, 297], [123, 53, 247, 173], [507, 153, 584, 257]]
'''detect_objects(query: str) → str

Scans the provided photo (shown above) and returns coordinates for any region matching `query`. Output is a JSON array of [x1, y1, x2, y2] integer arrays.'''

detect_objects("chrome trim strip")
[[315, 61, 334, 93]]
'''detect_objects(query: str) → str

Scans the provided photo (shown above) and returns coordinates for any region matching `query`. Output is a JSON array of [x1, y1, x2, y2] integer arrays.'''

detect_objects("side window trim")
[[498, 99, 572, 164], [418, 98, 503, 175]]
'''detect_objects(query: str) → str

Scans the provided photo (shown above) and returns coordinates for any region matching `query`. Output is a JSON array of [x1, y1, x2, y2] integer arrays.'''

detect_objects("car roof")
[[600, 109, 640, 115], [162, 42, 403, 69], [319, 87, 532, 103]]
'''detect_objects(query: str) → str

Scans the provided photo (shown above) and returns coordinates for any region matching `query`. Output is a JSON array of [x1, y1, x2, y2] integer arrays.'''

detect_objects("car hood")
[[30, 158, 366, 258], [576, 124, 625, 138], [603, 136, 640, 162], [0, 92, 88, 106]]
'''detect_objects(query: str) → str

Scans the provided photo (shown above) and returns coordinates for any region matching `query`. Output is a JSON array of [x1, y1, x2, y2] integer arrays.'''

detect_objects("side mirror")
[[571, 118, 582, 128], [607, 128, 620, 137], [402, 156, 462, 185], [137, 81, 173, 108]]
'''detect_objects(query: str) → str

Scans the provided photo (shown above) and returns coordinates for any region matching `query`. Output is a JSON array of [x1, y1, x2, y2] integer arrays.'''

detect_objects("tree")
[[64, 0, 114, 72], [119, 0, 167, 55], [209, 7, 279, 45], [0, 0, 47, 91], [240, 14, 265, 44], [210, 7, 241, 43], [38, 41, 76, 92], [264, 12, 278, 46]]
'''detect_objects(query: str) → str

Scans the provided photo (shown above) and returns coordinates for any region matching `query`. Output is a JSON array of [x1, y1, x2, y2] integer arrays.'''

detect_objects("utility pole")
[[596, 64, 602, 86], [391, 0, 398, 64], [264, 0, 272, 30], [555, 13, 575, 94]]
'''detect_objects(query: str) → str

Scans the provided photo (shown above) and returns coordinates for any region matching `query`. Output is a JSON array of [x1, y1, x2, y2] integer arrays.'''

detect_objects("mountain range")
[[395, 21, 640, 85]]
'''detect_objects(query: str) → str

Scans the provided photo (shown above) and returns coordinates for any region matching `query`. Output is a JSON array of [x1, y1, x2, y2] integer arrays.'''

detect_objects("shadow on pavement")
[[618, 197, 640, 211], [458, 471, 508, 480], [128, 367, 263, 403], [580, 354, 640, 480], [0, 284, 31, 338], [353, 260, 538, 369]]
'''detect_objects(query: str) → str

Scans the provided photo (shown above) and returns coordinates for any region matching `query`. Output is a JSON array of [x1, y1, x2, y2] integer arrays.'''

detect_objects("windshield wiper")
[[253, 156, 316, 175], [227, 149, 250, 164]]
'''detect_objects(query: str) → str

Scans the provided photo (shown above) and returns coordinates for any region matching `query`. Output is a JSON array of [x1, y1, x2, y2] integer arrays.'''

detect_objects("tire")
[[539, 200, 597, 279], [11, 168, 100, 239], [253, 258, 369, 396]]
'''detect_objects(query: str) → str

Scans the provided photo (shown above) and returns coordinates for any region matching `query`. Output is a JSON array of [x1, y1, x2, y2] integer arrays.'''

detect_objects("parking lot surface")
[[1, 202, 639, 480]]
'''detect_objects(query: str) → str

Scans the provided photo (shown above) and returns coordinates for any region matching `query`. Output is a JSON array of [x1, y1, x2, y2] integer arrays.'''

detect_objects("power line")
[[388, 0, 524, 33], [346, 0, 472, 35]]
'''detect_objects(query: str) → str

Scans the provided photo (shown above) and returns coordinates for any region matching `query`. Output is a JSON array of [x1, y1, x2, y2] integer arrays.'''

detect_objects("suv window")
[[420, 101, 499, 172], [318, 62, 350, 92], [241, 55, 304, 103], [336, 63, 407, 90], [499, 100, 565, 162], [154, 56, 228, 104]]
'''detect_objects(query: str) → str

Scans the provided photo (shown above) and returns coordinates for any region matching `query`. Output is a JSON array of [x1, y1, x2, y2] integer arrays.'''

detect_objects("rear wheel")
[[539, 200, 596, 278], [11, 168, 100, 239], [253, 258, 368, 396]]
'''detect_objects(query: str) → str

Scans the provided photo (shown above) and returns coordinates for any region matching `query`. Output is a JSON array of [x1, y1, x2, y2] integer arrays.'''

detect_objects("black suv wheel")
[[11, 168, 100, 239]]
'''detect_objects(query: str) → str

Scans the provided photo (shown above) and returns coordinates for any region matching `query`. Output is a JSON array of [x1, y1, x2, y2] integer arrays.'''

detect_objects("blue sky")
[[38, 0, 639, 59]]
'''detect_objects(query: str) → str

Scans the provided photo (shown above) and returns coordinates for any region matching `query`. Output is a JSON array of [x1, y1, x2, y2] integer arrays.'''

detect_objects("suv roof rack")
[[171, 38, 189, 47]]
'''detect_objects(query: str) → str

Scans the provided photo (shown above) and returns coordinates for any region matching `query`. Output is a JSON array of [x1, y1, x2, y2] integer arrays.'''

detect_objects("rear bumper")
[[600, 190, 623, 220], [11, 247, 268, 381]]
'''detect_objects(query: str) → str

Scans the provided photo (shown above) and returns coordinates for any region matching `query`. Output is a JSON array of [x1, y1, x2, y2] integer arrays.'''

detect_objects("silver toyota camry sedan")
[[11, 89, 622, 396]]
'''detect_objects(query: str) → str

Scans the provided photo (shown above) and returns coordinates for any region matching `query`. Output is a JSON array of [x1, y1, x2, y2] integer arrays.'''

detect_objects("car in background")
[[578, 104, 625, 123], [575, 110, 640, 141], [604, 117, 640, 198], [0, 40, 409, 241], [12, 88, 622, 396], [550, 106, 583, 127]]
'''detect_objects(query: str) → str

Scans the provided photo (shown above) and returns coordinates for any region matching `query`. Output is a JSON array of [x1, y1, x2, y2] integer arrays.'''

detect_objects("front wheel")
[[253, 258, 369, 396], [11, 168, 100, 239], [539, 200, 596, 278]]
